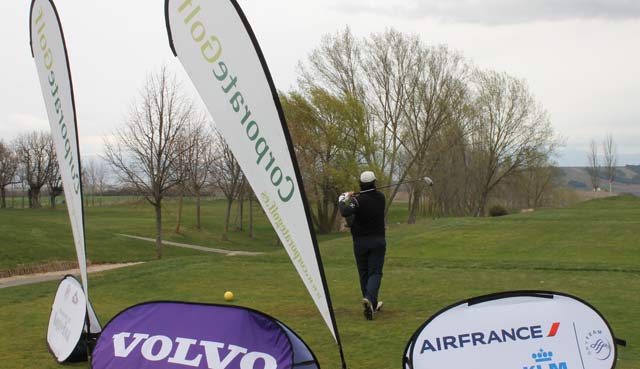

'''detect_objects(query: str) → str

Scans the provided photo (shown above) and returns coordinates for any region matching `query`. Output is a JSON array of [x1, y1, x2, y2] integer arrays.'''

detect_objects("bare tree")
[[14, 132, 53, 208], [84, 159, 108, 206], [300, 26, 364, 98], [210, 131, 244, 241], [103, 68, 196, 259], [402, 45, 470, 222], [0, 140, 18, 208], [360, 30, 421, 203], [469, 70, 556, 216], [602, 134, 617, 193], [586, 139, 600, 191], [45, 139, 64, 209], [184, 120, 214, 230]]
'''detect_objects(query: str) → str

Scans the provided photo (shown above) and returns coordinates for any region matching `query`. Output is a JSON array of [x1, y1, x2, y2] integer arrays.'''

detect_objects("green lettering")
[[229, 92, 244, 113], [213, 61, 228, 81], [245, 120, 259, 140], [34, 6, 44, 27], [254, 138, 268, 164], [183, 5, 201, 24], [201, 36, 222, 63], [222, 75, 238, 93], [270, 167, 283, 186], [265, 152, 276, 171], [39, 33, 47, 51], [190, 21, 205, 42], [240, 104, 251, 124], [178, 0, 193, 13], [54, 98, 62, 115], [278, 176, 295, 202]]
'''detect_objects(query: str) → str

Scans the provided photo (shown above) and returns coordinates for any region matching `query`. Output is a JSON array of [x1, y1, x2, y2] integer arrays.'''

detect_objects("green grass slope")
[[0, 196, 638, 368]]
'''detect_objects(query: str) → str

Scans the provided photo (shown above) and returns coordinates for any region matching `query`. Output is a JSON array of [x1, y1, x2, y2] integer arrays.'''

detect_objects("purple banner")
[[93, 302, 297, 369]]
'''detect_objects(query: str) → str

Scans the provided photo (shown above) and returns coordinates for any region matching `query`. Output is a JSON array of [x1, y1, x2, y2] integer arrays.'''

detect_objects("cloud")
[[337, 0, 640, 25], [2, 114, 50, 141]]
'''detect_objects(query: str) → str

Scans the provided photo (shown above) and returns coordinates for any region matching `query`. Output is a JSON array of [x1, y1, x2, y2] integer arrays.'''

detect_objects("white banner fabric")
[[30, 0, 89, 303], [406, 292, 617, 369], [166, 0, 335, 339]]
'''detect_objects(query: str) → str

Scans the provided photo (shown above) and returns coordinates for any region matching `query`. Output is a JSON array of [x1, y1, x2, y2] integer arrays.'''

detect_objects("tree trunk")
[[222, 198, 233, 241], [196, 192, 202, 230], [248, 196, 254, 238], [0, 187, 6, 208], [238, 194, 244, 231], [31, 188, 41, 208], [175, 194, 184, 234], [50, 194, 56, 209], [407, 189, 420, 224], [155, 202, 163, 259], [475, 192, 489, 217]]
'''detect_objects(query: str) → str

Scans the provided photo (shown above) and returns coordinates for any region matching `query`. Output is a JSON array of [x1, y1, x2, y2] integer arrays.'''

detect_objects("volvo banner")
[[92, 301, 319, 369], [29, 0, 90, 303], [404, 291, 619, 369], [164, 0, 343, 353], [47, 275, 102, 363]]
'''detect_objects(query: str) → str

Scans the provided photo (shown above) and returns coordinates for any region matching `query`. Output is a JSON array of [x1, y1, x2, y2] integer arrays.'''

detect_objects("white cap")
[[360, 171, 376, 183]]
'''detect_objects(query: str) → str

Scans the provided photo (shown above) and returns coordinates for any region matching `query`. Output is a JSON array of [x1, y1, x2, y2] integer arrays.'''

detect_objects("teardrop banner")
[[404, 291, 619, 369], [47, 275, 102, 363], [29, 0, 89, 301], [164, 0, 346, 366], [92, 301, 319, 369]]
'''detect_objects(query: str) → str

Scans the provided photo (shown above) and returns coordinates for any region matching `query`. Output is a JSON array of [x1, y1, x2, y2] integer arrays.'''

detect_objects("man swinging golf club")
[[338, 170, 386, 320]]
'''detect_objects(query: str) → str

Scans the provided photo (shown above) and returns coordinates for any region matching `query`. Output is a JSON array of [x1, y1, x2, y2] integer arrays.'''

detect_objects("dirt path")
[[0, 262, 143, 289], [117, 234, 265, 256]]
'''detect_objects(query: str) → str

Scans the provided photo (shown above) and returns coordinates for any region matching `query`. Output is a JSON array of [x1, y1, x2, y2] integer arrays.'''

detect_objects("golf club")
[[355, 176, 434, 195]]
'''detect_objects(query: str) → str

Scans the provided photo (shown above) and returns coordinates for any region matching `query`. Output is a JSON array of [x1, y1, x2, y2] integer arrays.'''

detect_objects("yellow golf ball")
[[224, 291, 234, 301]]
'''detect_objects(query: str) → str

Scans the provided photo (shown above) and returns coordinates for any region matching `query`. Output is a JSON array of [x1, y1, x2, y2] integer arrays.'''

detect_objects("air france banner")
[[404, 291, 618, 369], [165, 0, 341, 345], [92, 301, 319, 369], [29, 0, 89, 300], [47, 276, 102, 362]]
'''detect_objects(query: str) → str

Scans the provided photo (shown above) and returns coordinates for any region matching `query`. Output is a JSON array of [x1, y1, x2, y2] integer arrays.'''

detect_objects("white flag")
[[29, 0, 89, 305], [165, 0, 342, 344]]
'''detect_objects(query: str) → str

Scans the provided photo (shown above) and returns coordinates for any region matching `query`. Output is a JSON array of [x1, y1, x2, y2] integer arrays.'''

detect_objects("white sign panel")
[[405, 291, 617, 369], [165, 0, 337, 340], [29, 0, 89, 301], [47, 276, 102, 362]]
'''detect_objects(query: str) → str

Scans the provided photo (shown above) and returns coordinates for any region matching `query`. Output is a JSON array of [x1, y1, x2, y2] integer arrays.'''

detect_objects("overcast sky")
[[1, 0, 638, 166]]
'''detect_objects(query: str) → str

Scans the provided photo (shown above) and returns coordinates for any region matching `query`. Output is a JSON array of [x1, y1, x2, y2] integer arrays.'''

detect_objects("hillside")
[[559, 165, 640, 195]]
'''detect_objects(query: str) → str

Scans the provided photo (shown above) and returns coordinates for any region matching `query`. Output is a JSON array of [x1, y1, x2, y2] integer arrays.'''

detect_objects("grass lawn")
[[0, 195, 638, 368]]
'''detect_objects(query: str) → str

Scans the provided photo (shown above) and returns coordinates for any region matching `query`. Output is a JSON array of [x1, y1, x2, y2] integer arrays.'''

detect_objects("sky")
[[1, 0, 638, 166]]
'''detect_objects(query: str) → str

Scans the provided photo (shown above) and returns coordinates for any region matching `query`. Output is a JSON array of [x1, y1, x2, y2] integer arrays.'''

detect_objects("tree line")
[[2, 29, 564, 257], [281, 28, 560, 231]]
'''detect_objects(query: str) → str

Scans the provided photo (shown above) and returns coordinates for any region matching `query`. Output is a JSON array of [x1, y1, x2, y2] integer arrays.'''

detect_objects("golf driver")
[[355, 176, 434, 195]]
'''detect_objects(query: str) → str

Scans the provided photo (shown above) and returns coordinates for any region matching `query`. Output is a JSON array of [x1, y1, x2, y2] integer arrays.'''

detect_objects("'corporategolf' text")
[[178, 0, 295, 202], [261, 192, 320, 300], [34, 6, 81, 194]]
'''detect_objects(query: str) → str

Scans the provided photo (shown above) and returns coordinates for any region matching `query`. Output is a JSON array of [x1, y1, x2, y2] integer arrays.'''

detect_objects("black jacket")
[[339, 190, 386, 239]]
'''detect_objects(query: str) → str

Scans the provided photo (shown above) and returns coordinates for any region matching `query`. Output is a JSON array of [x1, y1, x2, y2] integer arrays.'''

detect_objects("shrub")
[[489, 204, 508, 217]]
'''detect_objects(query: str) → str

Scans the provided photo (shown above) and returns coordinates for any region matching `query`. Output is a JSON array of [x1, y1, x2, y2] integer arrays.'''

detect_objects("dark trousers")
[[353, 237, 386, 308]]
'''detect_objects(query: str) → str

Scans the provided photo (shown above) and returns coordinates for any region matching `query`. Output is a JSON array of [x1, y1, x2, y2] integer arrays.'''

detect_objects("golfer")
[[338, 170, 386, 320]]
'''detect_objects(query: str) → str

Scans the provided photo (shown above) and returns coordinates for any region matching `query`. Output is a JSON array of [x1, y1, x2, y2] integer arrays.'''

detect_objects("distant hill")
[[558, 165, 640, 196]]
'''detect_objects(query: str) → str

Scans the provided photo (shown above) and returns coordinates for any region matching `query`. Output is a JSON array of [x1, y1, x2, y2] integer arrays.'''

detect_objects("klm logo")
[[523, 349, 568, 369]]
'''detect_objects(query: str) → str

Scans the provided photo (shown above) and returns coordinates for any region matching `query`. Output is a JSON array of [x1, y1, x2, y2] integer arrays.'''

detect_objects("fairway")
[[0, 196, 638, 368]]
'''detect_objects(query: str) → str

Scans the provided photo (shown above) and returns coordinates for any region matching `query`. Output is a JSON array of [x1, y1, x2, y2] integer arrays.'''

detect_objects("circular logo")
[[584, 329, 612, 361]]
